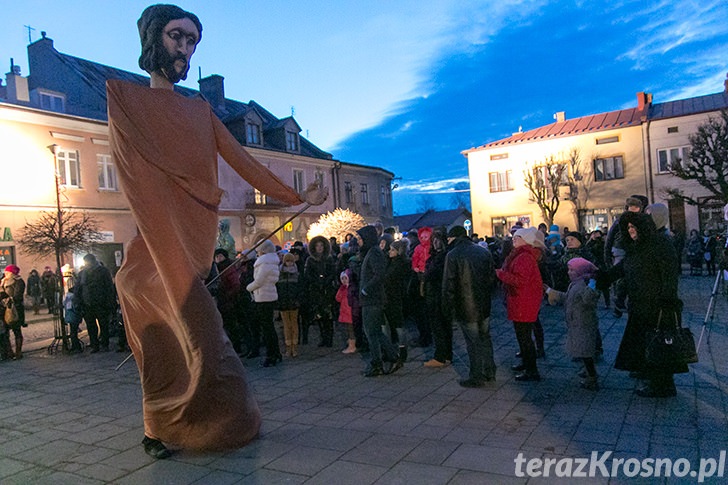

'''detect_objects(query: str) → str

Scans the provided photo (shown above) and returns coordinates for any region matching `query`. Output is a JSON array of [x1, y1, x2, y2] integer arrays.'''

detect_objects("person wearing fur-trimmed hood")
[[303, 235, 337, 347]]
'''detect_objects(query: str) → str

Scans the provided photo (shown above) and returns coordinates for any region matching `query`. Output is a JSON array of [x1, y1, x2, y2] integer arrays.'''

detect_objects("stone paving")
[[1, 273, 727, 484]]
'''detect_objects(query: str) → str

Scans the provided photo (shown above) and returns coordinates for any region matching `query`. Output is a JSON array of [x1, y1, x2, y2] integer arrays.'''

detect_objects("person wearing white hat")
[[496, 227, 545, 382]]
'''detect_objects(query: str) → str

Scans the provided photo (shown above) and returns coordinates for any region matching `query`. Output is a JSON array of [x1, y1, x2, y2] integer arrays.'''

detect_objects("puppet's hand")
[[303, 181, 328, 206]]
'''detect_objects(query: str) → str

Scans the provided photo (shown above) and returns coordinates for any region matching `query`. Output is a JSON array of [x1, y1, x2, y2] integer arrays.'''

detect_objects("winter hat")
[[567, 257, 598, 280], [547, 224, 561, 243], [282, 253, 296, 264], [4, 264, 19, 275], [447, 226, 468, 239], [509, 221, 524, 234], [565, 231, 584, 246], [514, 227, 546, 249], [214, 248, 229, 259], [646, 203, 669, 230], [258, 240, 276, 255], [626, 195, 649, 211]]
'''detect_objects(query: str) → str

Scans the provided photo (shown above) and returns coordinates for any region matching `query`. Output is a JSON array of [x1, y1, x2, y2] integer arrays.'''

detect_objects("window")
[[593, 156, 624, 181], [286, 131, 299, 151], [667, 126, 679, 134], [246, 123, 261, 145], [254, 189, 267, 205], [533, 164, 568, 187], [57, 149, 81, 187], [97, 154, 117, 191], [380, 185, 387, 208], [657, 146, 689, 173], [344, 182, 353, 203], [315, 170, 324, 186], [40, 92, 65, 112], [360, 183, 369, 205], [596, 135, 619, 145], [489, 170, 513, 192], [293, 169, 305, 194], [490, 153, 508, 161]]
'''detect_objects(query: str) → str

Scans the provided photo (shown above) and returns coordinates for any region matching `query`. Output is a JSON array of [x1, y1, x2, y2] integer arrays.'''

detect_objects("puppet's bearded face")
[[159, 18, 199, 83]]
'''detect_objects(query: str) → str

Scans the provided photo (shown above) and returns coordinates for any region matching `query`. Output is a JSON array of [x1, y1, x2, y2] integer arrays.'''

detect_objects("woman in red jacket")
[[496, 227, 545, 382]]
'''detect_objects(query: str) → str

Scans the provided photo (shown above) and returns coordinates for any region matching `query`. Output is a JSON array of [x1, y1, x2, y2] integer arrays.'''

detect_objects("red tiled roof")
[[463, 107, 644, 153]]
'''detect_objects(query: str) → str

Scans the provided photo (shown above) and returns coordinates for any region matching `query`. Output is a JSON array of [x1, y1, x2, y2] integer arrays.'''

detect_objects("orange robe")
[[107, 80, 303, 450]]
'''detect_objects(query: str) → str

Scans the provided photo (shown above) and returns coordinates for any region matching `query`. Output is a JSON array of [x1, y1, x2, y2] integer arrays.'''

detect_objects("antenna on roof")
[[198, 66, 202, 81], [290, 106, 295, 117], [24, 25, 36, 44]]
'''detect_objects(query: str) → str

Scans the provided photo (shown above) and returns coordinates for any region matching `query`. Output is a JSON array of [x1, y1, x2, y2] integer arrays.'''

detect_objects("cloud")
[[617, 0, 728, 70], [396, 176, 470, 194]]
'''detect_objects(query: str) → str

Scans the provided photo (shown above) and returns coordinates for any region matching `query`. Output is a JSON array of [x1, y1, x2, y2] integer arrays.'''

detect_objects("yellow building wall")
[[467, 124, 647, 236]]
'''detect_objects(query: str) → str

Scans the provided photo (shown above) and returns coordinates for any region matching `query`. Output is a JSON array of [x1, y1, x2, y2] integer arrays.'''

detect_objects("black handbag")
[[645, 309, 698, 368]]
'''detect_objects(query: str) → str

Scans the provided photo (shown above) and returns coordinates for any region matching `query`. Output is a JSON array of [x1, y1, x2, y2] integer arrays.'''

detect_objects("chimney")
[[198, 74, 225, 110], [554, 111, 565, 123], [5, 58, 30, 103], [724, 72, 728, 93], [637, 91, 652, 111]]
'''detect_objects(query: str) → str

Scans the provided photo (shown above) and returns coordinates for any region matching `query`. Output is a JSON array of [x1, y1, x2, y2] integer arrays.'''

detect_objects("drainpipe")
[[642, 119, 654, 202]]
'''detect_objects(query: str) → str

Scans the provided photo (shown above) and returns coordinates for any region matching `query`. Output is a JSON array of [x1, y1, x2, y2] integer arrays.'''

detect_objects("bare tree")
[[17, 210, 105, 269], [16, 209, 104, 351], [563, 148, 593, 231], [416, 195, 438, 213], [450, 182, 471, 210], [666, 109, 728, 205], [523, 155, 568, 226]]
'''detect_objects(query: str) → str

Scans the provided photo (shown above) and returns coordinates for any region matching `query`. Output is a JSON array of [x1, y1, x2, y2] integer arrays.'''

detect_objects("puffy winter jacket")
[[246, 252, 280, 303], [497, 244, 543, 322]]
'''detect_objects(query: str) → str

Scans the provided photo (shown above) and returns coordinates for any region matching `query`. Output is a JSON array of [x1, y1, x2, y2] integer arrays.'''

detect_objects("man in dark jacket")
[[357, 225, 403, 377], [443, 226, 497, 387], [75, 254, 116, 352]]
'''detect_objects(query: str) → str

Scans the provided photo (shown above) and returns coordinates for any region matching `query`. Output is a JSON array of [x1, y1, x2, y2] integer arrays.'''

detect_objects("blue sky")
[[2, 1, 727, 215]]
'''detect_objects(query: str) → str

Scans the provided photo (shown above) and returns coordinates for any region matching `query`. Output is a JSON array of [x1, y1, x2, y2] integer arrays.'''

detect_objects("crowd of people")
[[0, 254, 122, 362], [187, 192, 696, 397], [1, 193, 706, 398]]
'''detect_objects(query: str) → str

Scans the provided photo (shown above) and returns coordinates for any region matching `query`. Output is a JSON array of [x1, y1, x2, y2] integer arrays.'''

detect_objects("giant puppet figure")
[[107, 4, 325, 459]]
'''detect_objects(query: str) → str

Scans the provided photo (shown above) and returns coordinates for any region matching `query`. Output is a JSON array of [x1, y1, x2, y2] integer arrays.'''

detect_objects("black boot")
[[142, 436, 171, 459], [364, 361, 384, 377], [398, 345, 407, 362]]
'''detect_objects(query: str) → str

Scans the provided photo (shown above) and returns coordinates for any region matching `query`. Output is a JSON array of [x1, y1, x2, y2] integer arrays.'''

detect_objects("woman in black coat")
[[609, 212, 687, 397]]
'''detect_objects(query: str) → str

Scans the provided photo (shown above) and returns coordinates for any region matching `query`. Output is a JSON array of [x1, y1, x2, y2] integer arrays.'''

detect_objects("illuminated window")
[[593, 156, 624, 181], [657, 146, 689, 173], [97, 154, 117, 191], [254, 189, 267, 205], [57, 149, 81, 187], [489, 170, 513, 192]]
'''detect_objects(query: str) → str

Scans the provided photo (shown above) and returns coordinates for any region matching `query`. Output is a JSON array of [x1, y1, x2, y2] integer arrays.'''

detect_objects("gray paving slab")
[[1, 274, 726, 483]]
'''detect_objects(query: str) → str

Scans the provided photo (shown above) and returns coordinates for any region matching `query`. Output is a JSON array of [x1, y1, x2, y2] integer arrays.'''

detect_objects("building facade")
[[0, 35, 393, 274], [464, 79, 728, 238]]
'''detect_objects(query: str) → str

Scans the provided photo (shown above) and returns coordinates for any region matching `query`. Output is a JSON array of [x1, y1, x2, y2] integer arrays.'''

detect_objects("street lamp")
[[47, 143, 70, 353]]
